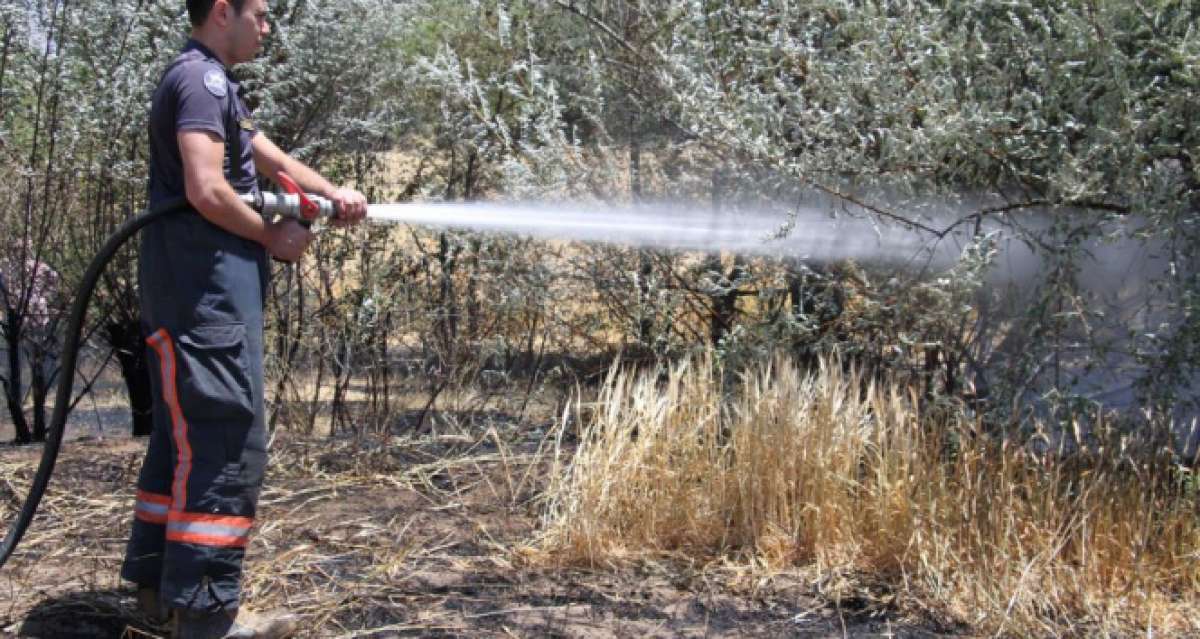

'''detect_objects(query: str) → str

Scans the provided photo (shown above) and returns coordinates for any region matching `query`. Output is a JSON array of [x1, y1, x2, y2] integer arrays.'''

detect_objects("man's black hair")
[[187, 0, 248, 28]]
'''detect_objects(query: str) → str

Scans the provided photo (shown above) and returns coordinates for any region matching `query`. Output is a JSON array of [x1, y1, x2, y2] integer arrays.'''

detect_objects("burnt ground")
[[0, 420, 961, 638]]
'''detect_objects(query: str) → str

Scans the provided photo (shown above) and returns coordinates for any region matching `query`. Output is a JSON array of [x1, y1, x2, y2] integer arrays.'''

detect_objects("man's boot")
[[136, 587, 168, 624], [172, 607, 300, 639]]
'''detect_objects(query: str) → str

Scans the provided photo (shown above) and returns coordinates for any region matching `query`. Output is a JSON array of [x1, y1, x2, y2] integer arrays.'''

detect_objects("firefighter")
[[120, 1, 367, 636]]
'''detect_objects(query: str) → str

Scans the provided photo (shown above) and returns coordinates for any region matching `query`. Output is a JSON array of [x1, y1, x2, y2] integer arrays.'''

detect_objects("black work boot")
[[136, 586, 168, 624]]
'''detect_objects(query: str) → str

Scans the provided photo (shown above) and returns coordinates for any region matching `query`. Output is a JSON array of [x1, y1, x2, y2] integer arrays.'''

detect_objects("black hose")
[[0, 196, 190, 569]]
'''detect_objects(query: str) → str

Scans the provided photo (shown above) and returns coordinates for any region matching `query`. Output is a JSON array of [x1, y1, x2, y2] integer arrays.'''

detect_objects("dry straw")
[[537, 356, 1200, 636]]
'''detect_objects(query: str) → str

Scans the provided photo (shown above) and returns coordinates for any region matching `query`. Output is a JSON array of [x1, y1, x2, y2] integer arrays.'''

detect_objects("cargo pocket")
[[174, 323, 254, 423]]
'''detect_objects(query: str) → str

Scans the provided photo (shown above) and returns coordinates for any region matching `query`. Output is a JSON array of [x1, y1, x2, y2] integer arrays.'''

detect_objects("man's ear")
[[211, 0, 230, 27]]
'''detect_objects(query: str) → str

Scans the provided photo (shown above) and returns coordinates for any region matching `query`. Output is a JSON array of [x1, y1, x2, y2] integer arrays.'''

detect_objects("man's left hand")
[[329, 187, 368, 226]]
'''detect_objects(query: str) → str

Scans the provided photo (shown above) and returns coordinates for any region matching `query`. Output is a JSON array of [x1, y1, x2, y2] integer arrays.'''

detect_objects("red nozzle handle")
[[276, 171, 320, 222]]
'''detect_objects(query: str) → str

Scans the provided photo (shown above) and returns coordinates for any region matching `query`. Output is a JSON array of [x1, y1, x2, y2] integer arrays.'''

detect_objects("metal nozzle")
[[241, 191, 336, 222]]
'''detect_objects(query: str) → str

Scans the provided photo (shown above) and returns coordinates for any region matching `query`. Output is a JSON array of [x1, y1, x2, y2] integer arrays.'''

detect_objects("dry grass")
[[537, 357, 1200, 637]]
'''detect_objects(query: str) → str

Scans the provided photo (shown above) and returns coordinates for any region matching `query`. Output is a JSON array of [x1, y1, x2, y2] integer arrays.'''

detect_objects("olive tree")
[[410, 0, 1199, 422]]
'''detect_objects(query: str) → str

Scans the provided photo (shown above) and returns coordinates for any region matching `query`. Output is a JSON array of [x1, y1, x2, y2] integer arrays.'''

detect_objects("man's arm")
[[251, 134, 367, 224], [179, 130, 312, 261]]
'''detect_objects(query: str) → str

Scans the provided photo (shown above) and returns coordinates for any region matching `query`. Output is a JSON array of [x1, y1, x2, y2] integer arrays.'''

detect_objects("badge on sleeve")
[[203, 69, 228, 98]]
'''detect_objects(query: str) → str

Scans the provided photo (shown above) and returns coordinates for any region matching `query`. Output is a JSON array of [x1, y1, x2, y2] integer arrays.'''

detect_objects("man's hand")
[[263, 219, 314, 262], [252, 135, 369, 227], [328, 187, 368, 226]]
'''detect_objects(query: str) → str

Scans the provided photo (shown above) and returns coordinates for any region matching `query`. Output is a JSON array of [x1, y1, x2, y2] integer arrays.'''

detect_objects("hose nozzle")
[[241, 170, 336, 225], [241, 191, 335, 222]]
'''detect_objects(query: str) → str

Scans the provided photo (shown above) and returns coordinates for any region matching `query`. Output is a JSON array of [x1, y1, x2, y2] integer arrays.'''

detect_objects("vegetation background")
[[0, 1, 1198, 636]]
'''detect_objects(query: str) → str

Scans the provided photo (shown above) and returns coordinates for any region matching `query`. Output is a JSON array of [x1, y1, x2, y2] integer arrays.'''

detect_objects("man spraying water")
[[122, 1, 367, 636]]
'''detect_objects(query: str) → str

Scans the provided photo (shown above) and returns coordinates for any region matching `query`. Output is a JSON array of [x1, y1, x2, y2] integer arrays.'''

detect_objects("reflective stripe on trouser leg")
[[136, 490, 172, 524], [167, 512, 253, 548]]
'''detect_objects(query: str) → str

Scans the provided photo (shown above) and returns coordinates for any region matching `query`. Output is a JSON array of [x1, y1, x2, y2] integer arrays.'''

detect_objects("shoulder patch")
[[203, 69, 228, 98]]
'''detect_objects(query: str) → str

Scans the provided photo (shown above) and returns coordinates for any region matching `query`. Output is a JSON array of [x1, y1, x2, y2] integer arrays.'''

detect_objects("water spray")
[[246, 173, 958, 267]]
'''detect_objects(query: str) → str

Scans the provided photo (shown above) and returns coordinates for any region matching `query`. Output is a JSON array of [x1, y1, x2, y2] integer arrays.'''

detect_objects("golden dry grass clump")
[[537, 357, 1200, 636]]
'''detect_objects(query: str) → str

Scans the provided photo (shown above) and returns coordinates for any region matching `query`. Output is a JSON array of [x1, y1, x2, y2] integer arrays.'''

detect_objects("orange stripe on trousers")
[[136, 489, 172, 506], [169, 511, 254, 528], [135, 509, 168, 525], [146, 329, 192, 514], [165, 531, 250, 548], [133, 490, 171, 524]]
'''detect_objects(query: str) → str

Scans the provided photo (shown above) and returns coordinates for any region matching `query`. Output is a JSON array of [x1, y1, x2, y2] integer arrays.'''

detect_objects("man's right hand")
[[263, 219, 314, 262]]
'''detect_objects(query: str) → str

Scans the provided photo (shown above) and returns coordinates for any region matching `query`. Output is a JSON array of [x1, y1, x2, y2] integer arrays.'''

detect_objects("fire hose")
[[0, 173, 335, 569]]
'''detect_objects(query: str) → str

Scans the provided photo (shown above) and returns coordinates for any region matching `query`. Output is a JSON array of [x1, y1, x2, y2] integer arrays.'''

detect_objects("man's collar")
[[183, 38, 226, 70]]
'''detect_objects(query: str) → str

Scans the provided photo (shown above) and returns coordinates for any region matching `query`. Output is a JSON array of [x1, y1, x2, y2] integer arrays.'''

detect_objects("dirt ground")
[[0, 411, 960, 638]]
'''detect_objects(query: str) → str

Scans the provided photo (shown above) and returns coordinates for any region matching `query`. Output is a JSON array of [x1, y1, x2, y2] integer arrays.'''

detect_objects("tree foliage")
[[0, 0, 1195, 439], [409, 0, 1199, 421]]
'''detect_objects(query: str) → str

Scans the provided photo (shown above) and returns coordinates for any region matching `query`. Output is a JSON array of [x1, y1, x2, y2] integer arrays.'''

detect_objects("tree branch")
[[808, 183, 943, 236], [553, 1, 641, 58]]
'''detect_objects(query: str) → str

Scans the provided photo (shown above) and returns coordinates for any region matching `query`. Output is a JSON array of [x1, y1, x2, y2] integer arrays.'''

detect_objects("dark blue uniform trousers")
[[121, 210, 270, 611]]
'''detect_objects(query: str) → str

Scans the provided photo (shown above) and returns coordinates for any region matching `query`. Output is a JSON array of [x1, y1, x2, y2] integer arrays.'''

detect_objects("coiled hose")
[[0, 196, 190, 569]]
